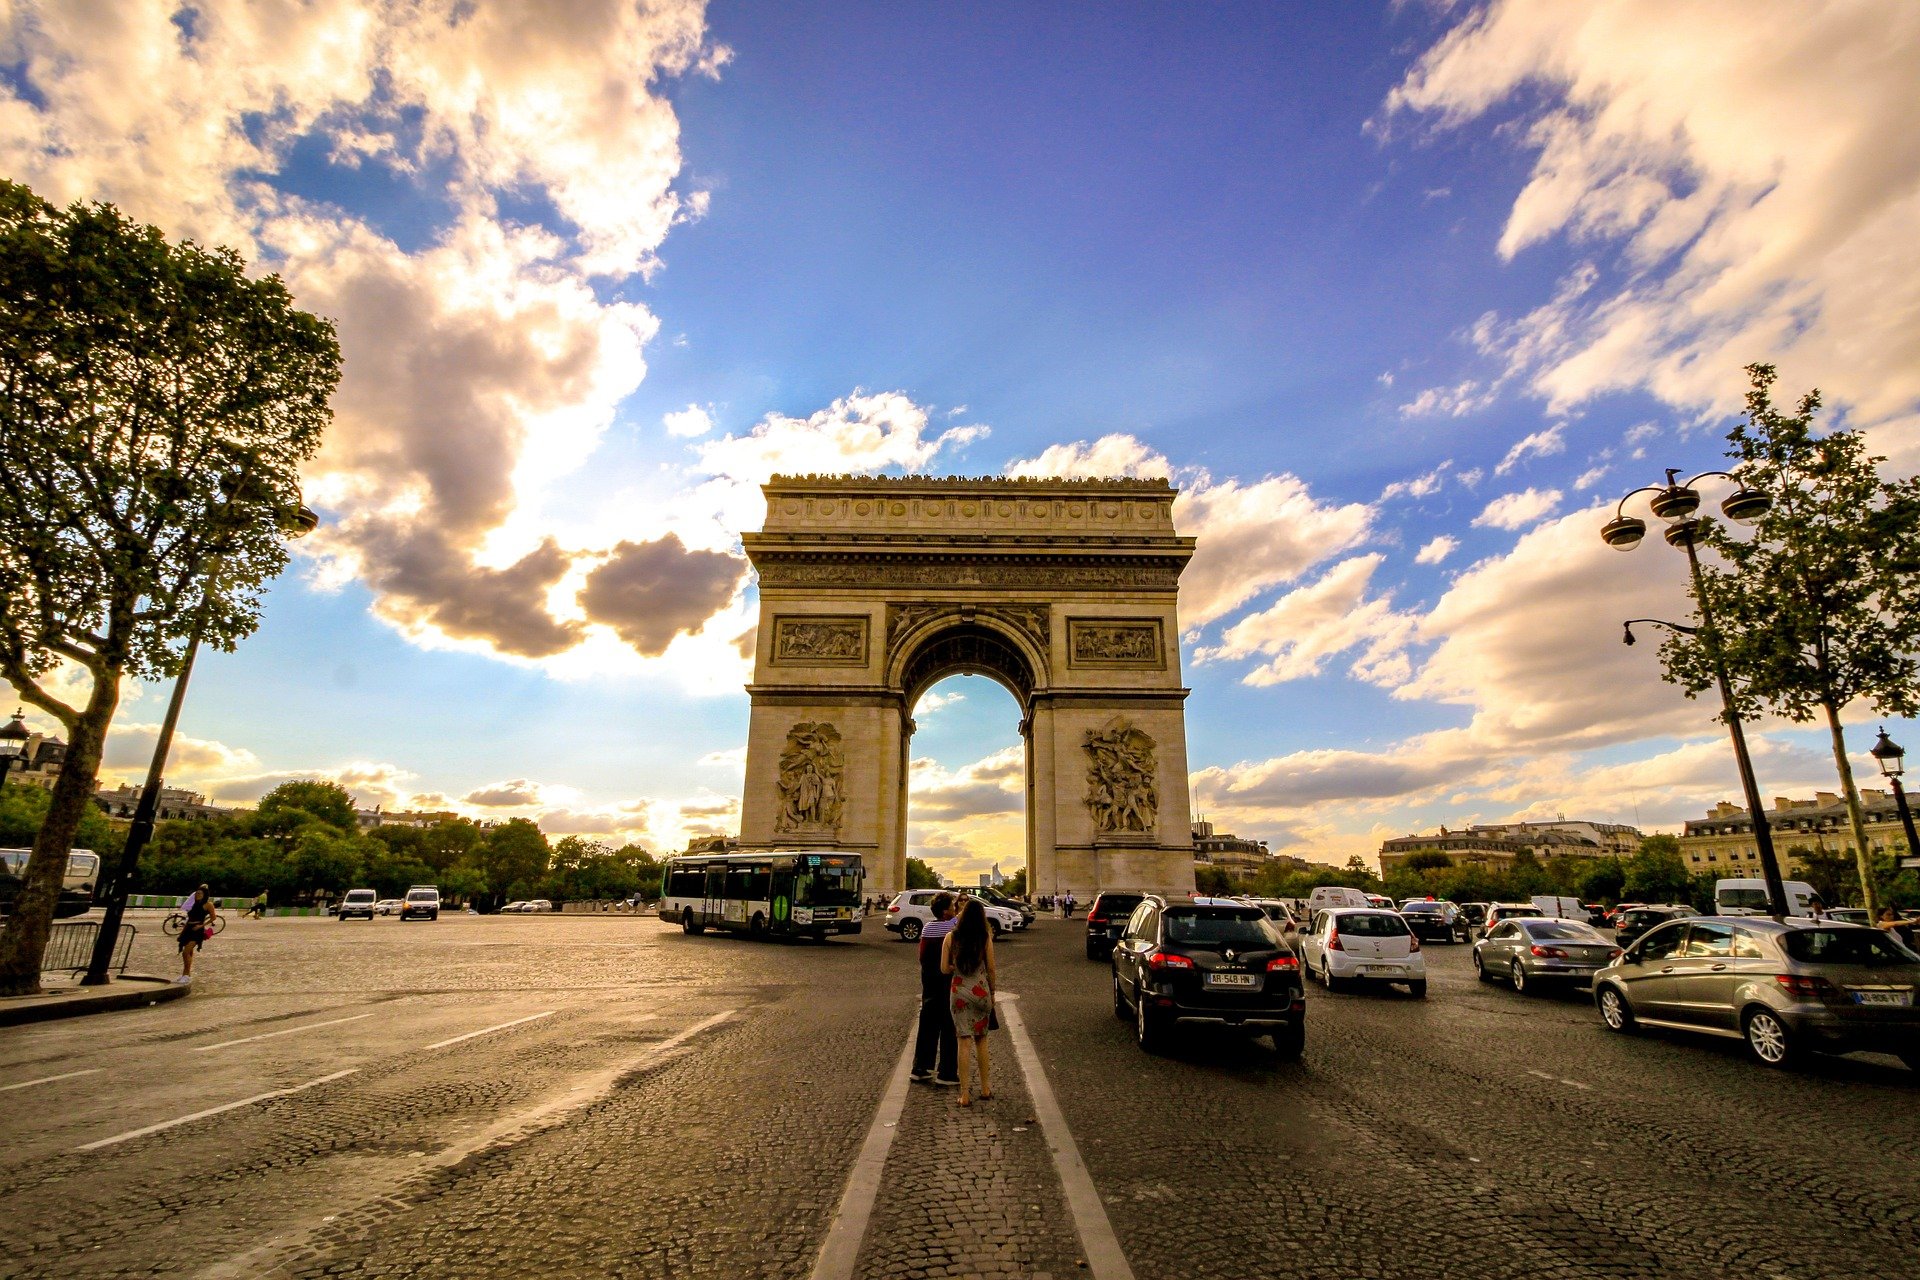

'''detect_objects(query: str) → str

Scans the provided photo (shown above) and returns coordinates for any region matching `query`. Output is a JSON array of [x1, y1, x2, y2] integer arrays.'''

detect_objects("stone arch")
[[736, 476, 1199, 901]]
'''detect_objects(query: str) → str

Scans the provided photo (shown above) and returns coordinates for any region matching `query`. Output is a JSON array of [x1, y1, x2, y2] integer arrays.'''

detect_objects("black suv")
[[1398, 899, 1466, 943], [1110, 896, 1305, 1058], [1613, 904, 1692, 947], [1084, 891, 1146, 960]]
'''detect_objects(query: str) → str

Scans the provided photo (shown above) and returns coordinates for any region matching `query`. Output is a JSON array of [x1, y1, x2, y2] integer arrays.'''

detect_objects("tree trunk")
[[1822, 700, 1878, 916], [0, 673, 120, 996]]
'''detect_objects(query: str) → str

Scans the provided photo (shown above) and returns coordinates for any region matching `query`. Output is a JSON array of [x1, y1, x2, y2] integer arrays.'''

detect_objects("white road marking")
[[424, 1010, 555, 1050], [1, 1068, 104, 1092], [999, 992, 1136, 1280], [193, 1012, 374, 1052], [1526, 1068, 1592, 1090], [75, 1069, 357, 1152], [810, 1018, 917, 1280]]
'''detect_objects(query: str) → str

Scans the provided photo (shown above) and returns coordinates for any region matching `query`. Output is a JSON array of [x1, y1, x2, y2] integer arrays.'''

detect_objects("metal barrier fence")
[[41, 920, 135, 975]]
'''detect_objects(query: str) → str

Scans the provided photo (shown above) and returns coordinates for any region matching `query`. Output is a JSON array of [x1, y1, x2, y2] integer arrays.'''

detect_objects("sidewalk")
[[0, 973, 188, 1028]]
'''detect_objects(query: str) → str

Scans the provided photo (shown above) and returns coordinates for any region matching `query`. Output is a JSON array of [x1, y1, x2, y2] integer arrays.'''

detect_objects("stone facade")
[[737, 475, 1199, 901], [1680, 790, 1914, 874]]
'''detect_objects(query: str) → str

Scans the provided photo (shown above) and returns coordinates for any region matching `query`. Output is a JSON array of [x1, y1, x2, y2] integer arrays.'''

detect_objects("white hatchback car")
[[885, 889, 1022, 941], [1300, 907, 1427, 998]]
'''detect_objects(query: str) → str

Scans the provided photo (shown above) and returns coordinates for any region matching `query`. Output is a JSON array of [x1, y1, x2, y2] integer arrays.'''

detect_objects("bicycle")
[[162, 911, 228, 937]]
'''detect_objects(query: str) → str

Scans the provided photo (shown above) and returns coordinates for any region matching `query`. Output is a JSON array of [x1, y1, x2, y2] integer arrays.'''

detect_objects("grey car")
[[1593, 918, 1920, 1070], [1474, 918, 1619, 993]]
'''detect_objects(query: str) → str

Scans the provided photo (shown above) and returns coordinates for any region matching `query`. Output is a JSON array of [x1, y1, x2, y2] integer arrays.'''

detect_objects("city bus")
[[659, 850, 865, 940], [0, 847, 101, 918]]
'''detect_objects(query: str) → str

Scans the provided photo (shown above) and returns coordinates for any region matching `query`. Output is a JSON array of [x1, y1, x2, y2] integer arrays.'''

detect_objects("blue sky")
[[6, 1, 1919, 879]]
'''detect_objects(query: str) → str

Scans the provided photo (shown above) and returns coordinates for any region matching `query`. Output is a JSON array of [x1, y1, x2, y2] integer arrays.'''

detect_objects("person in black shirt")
[[909, 893, 959, 1085], [177, 884, 217, 984]]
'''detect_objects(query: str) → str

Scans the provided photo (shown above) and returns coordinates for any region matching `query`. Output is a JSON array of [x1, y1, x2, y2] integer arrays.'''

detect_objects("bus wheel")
[[749, 912, 766, 938]]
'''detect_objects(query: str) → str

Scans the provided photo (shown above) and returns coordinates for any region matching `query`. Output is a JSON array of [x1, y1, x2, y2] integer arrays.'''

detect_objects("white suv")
[[400, 885, 440, 921], [885, 889, 1022, 941], [1299, 907, 1427, 997]]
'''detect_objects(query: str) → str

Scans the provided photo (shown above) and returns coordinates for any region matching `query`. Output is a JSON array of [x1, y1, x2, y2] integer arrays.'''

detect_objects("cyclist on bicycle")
[[176, 884, 217, 984]]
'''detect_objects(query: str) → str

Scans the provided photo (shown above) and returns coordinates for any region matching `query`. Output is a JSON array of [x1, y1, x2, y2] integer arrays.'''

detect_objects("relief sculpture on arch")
[[776, 721, 845, 833]]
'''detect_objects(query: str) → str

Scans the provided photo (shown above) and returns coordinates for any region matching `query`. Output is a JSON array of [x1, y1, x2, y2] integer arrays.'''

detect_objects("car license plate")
[[1361, 965, 1399, 975], [1205, 973, 1259, 988], [1852, 990, 1912, 1006]]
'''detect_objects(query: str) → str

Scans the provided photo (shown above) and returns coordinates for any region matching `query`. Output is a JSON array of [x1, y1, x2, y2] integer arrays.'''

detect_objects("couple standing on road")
[[909, 892, 998, 1106]]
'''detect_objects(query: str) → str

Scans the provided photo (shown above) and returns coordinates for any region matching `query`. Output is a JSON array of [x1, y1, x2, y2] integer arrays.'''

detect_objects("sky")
[[5, 0, 1920, 881]]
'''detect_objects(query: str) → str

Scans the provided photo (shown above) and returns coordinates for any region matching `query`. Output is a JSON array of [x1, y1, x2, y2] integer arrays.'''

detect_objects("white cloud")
[[1415, 535, 1458, 565], [1005, 434, 1374, 628], [1471, 487, 1562, 530], [1494, 423, 1565, 475], [1379, 462, 1451, 503], [1384, 1, 1920, 451], [1399, 379, 1494, 418], [664, 404, 716, 438], [1572, 465, 1610, 491], [1196, 555, 1417, 688]]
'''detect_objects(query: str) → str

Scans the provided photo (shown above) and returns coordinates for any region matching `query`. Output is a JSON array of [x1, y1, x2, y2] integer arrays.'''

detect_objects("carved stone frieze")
[[775, 721, 845, 834], [1084, 716, 1158, 835], [1067, 618, 1163, 668], [771, 615, 868, 665], [759, 560, 1182, 592]]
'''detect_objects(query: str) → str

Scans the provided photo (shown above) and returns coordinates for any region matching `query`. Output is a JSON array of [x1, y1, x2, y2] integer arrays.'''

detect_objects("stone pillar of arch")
[[738, 475, 1198, 903]]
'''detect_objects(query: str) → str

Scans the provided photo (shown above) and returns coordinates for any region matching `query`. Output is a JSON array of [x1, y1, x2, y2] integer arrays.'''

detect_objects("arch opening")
[[899, 623, 1037, 712], [905, 672, 1028, 892]]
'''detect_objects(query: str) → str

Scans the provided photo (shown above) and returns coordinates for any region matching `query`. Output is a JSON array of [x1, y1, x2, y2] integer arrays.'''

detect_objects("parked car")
[[1398, 898, 1467, 943], [1614, 904, 1693, 947], [1473, 902, 1546, 940], [1473, 918, 1620, 992], [401, 885, 441, 921], [1110, 895, 1304, 1057], [523, 898, 555, 913], [963, 886, 1035, 926], [1299, 908, 1426, 997], [1085, 890, 1147, 960], [500, 900, 528, 913], [886, 889, 1020, 942], [374, 898, 404, 916], [1593, 918, 1920, 1070], [337, 888, 378, 921]]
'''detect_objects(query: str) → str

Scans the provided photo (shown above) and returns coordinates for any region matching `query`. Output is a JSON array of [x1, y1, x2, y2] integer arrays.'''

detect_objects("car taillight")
[[888, 904, 899, 913], [1266, 955, 1299, 972], [1088, 913, 1106, 924], [1530, 945, 1570, 959], [1607, 948, 1622, 960], [1408, 937, 1421, 952], [1327, 931, 1343, 951], [1147, 951, 1195, 970], [1775, 973, 1838, 999]]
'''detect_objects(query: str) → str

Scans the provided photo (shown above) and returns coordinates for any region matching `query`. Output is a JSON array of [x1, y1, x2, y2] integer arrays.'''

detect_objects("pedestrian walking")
[[909, 892, 960, 1087], [177, 884, 218, 984], [941, 898, 998, 1106]]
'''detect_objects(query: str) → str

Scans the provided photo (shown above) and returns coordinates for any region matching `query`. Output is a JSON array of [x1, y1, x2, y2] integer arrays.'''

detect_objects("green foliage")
[[1403, 850, 1453, 872], [0, 782, 124, 859], [479, 818, 552, 903], [1001, 867, 1027, 898], [258, 780, 358, 831], [537, 836, 659, 903], [1624, 836, 1691, 904], [905, 857, 941, 890], [1195, 866, 1232, 895]]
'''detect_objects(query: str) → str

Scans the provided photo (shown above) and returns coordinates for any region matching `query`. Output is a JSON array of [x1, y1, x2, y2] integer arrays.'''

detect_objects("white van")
[[1307, 886, 1374, 914], [1714, 878, 1818, 917], [1530, 895, 1585, 921]]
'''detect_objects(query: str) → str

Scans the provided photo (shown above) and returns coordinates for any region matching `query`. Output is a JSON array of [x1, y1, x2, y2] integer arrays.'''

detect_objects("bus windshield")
[[796, 861, 863, 907]]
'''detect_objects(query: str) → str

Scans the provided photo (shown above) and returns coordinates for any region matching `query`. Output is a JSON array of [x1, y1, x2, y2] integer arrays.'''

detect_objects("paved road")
[[0, 912, 1913, 1278]]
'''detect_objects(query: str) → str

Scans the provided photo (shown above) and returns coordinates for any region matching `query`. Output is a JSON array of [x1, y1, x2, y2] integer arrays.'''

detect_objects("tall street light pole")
[[1606, 469, 1793, 919], [81, 477, 316, 986], [1869, 729, 1920, 871]]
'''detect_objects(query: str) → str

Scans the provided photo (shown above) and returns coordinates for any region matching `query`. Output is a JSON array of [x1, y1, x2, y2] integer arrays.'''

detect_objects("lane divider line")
[[76, 1069, 358, 1152], [193, 1012, 374, 1052], [999, 992, 1137, 1280], [809, 1017, 917, 1280], [424, 1010, 556, 1050], [1, 1068, 104, 1093]]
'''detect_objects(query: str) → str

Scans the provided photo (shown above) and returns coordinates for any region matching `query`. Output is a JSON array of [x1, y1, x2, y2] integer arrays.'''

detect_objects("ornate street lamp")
[[0, 710, 30, 786], [1607, 470, 1791, 918], [82, 467, 319, 985], [1869, 729, 1920, 867]]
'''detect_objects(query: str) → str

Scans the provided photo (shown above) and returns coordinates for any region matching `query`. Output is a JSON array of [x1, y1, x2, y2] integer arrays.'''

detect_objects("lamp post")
[[0, 710, 29, 786], [81, 472, 317, 986], [1869, 728, 1920, 869], [1606, 470, 1791, 919]]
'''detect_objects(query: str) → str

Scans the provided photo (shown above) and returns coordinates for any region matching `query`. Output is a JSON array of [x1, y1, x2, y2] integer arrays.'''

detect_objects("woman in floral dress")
[[941, 898, 998, 1105]]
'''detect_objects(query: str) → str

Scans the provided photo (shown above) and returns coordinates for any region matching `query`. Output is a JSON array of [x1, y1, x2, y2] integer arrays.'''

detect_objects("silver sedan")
[[1474, 918, 1620, 993]]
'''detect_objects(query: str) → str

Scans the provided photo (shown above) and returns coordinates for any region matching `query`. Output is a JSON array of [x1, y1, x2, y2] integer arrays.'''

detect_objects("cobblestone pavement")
[[1, 911, 1915, 1279]]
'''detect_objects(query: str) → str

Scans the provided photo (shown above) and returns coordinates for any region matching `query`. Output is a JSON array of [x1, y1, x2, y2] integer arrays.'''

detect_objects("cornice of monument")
[[764, 473, 1175, 493]]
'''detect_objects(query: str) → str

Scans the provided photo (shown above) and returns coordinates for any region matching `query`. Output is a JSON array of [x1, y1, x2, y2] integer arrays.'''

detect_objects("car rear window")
[[1163, 910, 1274, 947], [1522, 921, 1602, 941], [1784, 930, 1918, 966], [1095, 894, 1143, 914], [1400, 902, 1446, 913], [1334, 912, 1410, 937]]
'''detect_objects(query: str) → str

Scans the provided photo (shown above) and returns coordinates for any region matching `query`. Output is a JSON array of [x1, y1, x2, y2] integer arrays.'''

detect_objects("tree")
[[1001, 867, 1027, 898], [1662, 364, 1920, 915], [1576, 858, 1626, 905], [1624, 836, 1691, 904], [904, 857, 941, 890], [479, 819, 550, 905], [258, 780, 357, 832], [1403, 850, 1453, 872], [0, 182, 338, 993]]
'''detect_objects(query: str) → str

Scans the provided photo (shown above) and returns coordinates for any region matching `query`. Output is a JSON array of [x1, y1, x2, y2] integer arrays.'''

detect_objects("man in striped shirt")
[[910, 892, 960, 1085]]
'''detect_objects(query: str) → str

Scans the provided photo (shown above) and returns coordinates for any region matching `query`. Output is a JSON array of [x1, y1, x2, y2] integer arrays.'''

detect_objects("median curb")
[[0, 973, 188, 1028]]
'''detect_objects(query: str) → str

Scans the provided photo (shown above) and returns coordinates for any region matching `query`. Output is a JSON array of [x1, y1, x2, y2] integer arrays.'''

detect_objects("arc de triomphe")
[[736, 475, 1198, 902]]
